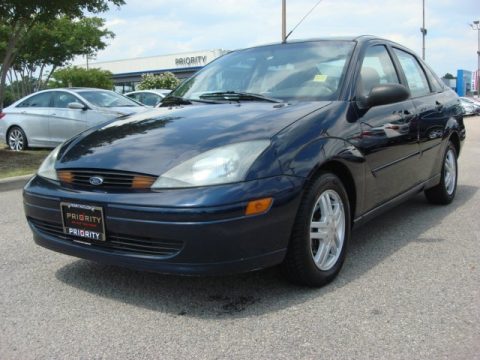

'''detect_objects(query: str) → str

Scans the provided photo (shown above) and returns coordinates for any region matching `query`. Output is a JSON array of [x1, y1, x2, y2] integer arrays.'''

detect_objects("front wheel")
[[282, 172, 351, 287], [425, 141, 457, 205], [8, 126, 28, 151]]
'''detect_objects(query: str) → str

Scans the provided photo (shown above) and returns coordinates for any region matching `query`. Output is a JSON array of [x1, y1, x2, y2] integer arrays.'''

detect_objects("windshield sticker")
[[313, 74, 328, 82]]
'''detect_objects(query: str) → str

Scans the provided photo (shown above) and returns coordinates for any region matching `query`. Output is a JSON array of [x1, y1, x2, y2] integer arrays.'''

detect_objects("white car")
[[0, 88, 147, 151], [459, 97, 480, 116], [125, 89, 171, 107]]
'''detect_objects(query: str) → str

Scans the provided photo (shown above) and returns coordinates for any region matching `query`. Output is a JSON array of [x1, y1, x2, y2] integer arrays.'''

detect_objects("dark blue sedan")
[[24, 36, 465, 286]]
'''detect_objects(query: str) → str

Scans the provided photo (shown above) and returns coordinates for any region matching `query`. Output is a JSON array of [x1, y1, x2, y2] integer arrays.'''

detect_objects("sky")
[[83, 0, 480, 77]]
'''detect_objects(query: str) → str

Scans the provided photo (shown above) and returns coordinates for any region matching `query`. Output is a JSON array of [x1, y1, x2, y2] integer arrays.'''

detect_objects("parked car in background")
[[125, 89, 171, 107], [24, 36, 465, 287], [0, 88, 147, 151], [459, 97, 480, 116]]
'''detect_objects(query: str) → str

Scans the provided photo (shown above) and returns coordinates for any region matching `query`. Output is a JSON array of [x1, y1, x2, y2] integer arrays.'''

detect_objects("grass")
[[0, 146, 50, 179]]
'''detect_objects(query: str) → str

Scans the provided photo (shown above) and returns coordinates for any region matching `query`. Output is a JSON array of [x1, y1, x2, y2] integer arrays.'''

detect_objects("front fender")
[[282, 136, 367, 218]]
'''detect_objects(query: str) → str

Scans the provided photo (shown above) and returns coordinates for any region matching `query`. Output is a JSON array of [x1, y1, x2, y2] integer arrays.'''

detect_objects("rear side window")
[[393, 49, 431, 97], [423, 64, 444, 92], [126, 93, 141, 102], [52, 92, 80, 108], [142, 93, 161, 106], [17, 92, 52, 108], [358, 45, 400, 97]]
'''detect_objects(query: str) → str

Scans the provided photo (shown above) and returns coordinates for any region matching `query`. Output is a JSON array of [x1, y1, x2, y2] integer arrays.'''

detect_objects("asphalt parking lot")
[[1, 117, 479, 360]]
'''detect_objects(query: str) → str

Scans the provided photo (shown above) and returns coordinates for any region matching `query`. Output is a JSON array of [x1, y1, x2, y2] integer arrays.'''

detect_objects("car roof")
[[234, 35, 408, 53], [125, 90, 171, 95], [29, 87, 111, 94]]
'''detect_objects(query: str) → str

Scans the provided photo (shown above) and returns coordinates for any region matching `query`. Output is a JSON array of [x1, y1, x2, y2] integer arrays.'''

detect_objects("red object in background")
[[0, 112, 5, 120]]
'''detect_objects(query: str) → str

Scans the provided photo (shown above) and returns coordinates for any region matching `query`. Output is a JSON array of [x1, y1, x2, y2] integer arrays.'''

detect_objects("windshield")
[[78, 91, 141, 108], [171, 41, 355, 102]]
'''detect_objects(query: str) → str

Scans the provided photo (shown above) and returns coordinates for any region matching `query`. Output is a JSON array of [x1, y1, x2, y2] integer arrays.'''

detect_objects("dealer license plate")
[[61, 202, 106, 242]]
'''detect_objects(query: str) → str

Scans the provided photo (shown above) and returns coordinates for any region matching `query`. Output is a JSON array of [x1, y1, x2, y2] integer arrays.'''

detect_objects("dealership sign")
[[175, 56, 208, 67]]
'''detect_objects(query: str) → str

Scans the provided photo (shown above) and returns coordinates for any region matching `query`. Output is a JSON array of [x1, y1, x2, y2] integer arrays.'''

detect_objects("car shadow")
[[55, 184, 478, 318]]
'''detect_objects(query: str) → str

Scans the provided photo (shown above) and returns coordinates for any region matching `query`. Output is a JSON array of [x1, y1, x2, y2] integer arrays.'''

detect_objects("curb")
[[0, 174, 34, 192]]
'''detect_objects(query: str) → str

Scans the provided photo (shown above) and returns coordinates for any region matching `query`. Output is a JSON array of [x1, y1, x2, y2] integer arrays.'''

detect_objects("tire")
[[8, 126, 28, 151], [282, 172, 351, 287], [425, 141, 457, 205]]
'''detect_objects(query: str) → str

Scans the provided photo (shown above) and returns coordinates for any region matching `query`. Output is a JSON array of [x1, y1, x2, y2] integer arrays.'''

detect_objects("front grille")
[[57, 170, 157, 189], [29, 218, 183, 257]]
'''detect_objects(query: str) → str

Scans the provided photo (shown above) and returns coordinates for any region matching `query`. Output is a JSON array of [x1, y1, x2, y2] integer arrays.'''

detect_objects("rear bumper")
[[24, 175, 304, 275]]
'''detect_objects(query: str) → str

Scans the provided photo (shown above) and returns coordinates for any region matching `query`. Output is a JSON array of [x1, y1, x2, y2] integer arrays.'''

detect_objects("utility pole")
[[282, 0, 286, 43], [420, 0, 427, 60], [471, 20, 480, 96]]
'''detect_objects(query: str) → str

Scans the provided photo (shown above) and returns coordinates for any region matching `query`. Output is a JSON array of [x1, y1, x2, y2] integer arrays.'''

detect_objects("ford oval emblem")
[[89, 176, 104, 186]]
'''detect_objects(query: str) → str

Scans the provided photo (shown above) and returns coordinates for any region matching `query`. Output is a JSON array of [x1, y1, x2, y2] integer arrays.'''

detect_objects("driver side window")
[[358, 45, 400, 97]]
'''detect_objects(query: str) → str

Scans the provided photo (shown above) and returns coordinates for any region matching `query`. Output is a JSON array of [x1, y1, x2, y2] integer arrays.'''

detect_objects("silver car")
[[0, 88, 147, 151], [459, 97, 480, 116], [125, 89, 171, 107]]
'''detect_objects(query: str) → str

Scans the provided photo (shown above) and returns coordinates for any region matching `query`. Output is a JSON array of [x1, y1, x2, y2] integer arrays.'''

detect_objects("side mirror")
[[360, 84, 410, 109], [68, 102, 87, 110]]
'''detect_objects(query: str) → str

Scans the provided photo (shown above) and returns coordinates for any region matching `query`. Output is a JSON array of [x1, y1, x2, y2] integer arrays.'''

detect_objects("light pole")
[[420, 0, 427, 60], [282, 0, 286, 43], [471, 20, 480, 96]]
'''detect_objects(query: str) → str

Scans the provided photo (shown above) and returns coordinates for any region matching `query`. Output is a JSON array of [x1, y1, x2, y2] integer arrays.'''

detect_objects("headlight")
[[151, 140, 270, 188], [37, 145, 61, 181]]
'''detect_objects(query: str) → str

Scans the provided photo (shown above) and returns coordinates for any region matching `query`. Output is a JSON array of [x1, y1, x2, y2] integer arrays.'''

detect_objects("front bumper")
[[24, 175, 304, 275]]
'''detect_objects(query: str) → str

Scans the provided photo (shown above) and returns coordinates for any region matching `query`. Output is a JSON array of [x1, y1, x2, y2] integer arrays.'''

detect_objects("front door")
[[354, 45, 420, 208], [49, 91, 88, 145]]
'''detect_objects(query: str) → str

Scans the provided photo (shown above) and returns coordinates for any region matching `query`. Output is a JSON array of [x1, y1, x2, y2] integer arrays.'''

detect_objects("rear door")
[[49, 91, 88, 144], [13, 92, 53, 146], [391, 48, 450, 182], [354, 44, 419, 206]]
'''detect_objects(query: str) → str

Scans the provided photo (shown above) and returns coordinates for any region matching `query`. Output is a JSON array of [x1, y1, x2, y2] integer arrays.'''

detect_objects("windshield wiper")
[[161, 95, 220, 106], [199, 91, 283, 103]]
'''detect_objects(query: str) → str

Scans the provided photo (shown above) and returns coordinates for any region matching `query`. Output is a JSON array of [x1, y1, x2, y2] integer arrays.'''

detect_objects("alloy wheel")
[[9, 129, 25, 151], [444, 148, 456, 195], [310, 189, 346, 271]]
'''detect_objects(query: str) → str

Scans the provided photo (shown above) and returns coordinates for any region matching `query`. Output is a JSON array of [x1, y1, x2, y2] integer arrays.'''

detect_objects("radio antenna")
[[284, 0, 325, 42]]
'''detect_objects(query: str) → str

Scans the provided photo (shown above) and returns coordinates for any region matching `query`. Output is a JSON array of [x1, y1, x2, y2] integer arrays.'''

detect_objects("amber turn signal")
[[57, 171, 73, 183], [245, 197, 273, 216]]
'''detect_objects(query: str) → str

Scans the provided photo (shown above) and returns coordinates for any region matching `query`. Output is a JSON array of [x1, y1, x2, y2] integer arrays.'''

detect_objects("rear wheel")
[[425, 141, 457, 205], [282, 172, 351, 287], [8, 126, 28, 151]]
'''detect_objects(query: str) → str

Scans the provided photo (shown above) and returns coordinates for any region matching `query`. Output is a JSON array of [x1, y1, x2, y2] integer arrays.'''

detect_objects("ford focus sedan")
[[23, 36, 465, 287], [1, 88, 146, 151]]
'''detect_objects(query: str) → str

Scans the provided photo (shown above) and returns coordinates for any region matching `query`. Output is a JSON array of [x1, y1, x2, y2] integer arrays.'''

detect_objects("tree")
[[0, 0, 124, 109], [137, 72, 180, 90], [443, 73, 456, 80], [7, 16, 114, 99], [49, 66, 113, 89], [6, 17, 113, 99]]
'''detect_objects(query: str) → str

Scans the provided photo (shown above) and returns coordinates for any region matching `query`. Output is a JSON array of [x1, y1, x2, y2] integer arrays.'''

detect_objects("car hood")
[[57, 101, 330, 175], [96, 106, 147, 117]]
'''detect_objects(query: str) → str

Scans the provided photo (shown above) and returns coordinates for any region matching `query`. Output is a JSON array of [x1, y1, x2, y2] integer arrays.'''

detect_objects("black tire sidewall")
[[439, 143, 458, 202], [286, 172, 351, 286]]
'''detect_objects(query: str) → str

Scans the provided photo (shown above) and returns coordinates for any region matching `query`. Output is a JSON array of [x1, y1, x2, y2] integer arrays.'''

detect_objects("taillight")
[[0, 112, 5, 120]]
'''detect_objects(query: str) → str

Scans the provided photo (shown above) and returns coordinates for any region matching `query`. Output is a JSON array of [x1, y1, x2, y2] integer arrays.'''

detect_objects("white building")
[[84, 49, 228, 93]]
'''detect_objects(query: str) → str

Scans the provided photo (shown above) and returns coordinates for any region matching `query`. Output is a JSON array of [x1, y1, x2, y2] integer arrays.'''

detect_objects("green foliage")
[[0, 0, 125, 24], [4, 16, 115, 98], [3, 88, 15, 107], [443, 73, 456, 80], [16, 16, 114, 70], [50, 66, 113, 89], [0, 0, 124, 109], [137, 72, 180, 90]]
